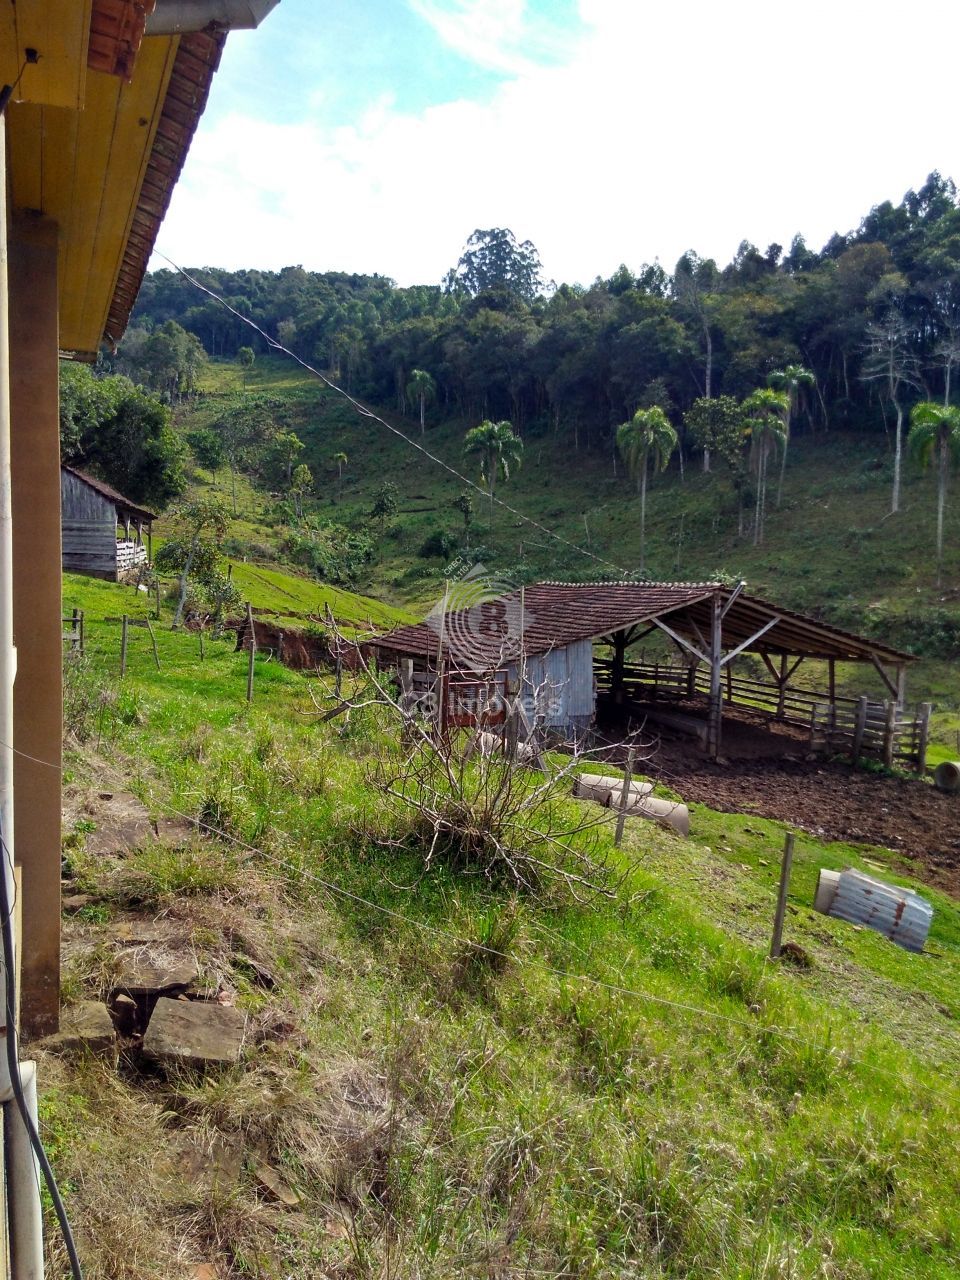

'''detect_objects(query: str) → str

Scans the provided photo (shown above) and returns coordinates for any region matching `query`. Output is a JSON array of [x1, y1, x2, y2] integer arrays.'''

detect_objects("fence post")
[[120, 615, 129, 678], [769, 832, 795, 960], [614, 747, 636, 847], [882, 699, 896, 768], [145, 618, 161, 672], [851, 695, 868, 764], [916, 702, 932, 774], [77, 608, 85, 655], [246, 602, 256, 704], [155, 579, 162, 621], [199, 627, 205, 661]]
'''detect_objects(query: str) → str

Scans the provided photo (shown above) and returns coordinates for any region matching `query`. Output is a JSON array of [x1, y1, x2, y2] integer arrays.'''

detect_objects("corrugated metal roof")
[[372, 581, 913, 668], [62, 465, 157, 522]]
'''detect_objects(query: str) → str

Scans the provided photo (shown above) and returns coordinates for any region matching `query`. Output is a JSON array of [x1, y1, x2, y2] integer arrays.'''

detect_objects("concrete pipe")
[[573, 774, 653, 805], [814, 868, 841, 914], [623, 796, 690, 838], [933, 760, 960, 793]]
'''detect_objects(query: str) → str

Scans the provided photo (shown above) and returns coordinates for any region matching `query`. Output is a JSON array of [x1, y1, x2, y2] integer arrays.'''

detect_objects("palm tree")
[[464, 420, 522, 520], [616, 406, 678, 573], [407, 369, 436, 435], [909, 401, 960, 586], [333, 450, 348, 501], [767, 364, 814, 505], [743, 388, 788, 546]]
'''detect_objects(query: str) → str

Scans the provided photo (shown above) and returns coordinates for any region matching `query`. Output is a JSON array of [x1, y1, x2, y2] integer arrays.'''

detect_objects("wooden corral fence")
[[596, 658, 931, 772], [62, 609, 84, 653]]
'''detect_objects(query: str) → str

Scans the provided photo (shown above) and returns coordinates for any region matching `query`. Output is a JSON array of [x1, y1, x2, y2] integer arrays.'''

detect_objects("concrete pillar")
[[10, 215, 60, 1037]]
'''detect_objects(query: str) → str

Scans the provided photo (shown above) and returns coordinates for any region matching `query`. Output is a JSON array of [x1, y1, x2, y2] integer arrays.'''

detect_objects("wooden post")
[[686, 661, 696, 698], [145, 618, 161, 672], [611, 632, 626, 704], [725, 661, 733, 704], [882, 699, 896, 767], [769, 832, 795, 960], [896, 664, 906, 710], [199, 628, 205, 661], [77, 608, 85, 655], [852, 695, 868, 763], [246, 602, 256, 704], [120, 614, 129, 678], [707, 592, 723, 758], [776, 652, 788, 719], [155, 579, 161, 621], [504, 676, 519, 760], [917, 702, 932, 773], [614, 747, 636, 847]]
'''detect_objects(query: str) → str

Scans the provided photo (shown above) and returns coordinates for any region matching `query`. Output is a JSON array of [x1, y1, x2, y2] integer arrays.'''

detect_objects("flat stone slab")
[[142, 998, 246, 1069], [112, 957, 198, 999], [39, 1001, 117, 1064]]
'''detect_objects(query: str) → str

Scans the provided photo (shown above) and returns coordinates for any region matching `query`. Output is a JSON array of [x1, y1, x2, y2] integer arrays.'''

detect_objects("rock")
[[158, 1133, 243, 1198], [39, 1002, 117, 1064], [142, 998, 246, 1069], [255, 1162, 301, 1207], [109, 993, 139, 1037], [62, 894, 93, 913], [112, 958, 198, 999]]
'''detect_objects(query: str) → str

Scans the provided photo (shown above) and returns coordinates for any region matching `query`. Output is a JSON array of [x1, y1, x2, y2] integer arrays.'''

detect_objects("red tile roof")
[[372, 581, 912, 668]]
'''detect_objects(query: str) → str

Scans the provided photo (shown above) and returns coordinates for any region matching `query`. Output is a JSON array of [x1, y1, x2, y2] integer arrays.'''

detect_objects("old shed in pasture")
[[61, 466, 155, 581], [371, 581, 925, 767]]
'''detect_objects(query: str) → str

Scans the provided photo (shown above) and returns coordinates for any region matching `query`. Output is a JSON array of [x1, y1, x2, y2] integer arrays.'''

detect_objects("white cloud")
[[156, 0, 960, 289]]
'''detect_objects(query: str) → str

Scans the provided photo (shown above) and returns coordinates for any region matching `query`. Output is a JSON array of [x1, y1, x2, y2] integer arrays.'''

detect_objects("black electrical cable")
[[0, 824, 84, 1279]]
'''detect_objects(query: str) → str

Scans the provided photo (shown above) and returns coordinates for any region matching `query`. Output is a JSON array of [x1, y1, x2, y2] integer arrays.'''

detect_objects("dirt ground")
[[604, 702, 960, 897]]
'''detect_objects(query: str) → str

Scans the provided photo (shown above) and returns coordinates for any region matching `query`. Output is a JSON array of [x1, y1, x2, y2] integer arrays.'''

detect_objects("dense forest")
[[127, 172, 960, 460]]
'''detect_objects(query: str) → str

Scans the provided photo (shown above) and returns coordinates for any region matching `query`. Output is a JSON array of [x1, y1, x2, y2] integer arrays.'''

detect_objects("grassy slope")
[[175, 357, 960, 745], [43, 575, 960, 1278]]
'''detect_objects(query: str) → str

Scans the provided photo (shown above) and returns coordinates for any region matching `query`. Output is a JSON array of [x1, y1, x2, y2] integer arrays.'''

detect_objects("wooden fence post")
[[155, 579, 161, 621], [769, 832, 795, 960], [614, 747, 636, 847], [851, 695, 868, 764], [246, 602, 256, 704], [145, 618, 161, 672], [120, 615, 129, 678], [882, 699, 896, 768], [916, 702, 932, 774], [199, 628, 205, 661], [78, 608, 85, 655]]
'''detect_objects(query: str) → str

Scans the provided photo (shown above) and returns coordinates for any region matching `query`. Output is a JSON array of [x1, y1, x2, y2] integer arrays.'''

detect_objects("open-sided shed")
[[372, 581, 921, 764]]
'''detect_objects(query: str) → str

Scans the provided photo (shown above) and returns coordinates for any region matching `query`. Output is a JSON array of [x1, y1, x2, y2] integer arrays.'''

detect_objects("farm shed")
[[371, 581, 923, 764], [61, 465, 155, 581]]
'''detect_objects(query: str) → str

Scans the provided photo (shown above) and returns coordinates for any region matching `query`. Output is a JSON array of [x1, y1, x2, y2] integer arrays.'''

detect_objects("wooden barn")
[[371, 580, 928, 769], [61, 465, 155, 581]]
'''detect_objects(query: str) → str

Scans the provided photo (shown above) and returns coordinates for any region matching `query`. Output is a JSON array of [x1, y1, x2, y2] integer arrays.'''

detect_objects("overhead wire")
[[154, 251, 633, 578]]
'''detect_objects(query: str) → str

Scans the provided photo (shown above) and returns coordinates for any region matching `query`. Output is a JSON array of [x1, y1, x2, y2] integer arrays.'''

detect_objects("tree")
[[406, 368, 436, 435], [185, 428, 224, 480], [766, 364, 814, 505], [742, 389, 788, 545], [909, 401, 960, 585], [463, 420, 523, 519], [862, 313, 921, 514], [290, 462, 313, 521], [616, 406, 678, 572], [119, 319, 207, 401], [333, 451, 348, 501], [451, 491, 473, 530], [446, 228, 544, 302], [370, 482, 400, 539], [237, 345, 255, 388], [268, 431, 305, 487], [59, 364, 186, 510], [672, 251, 721, 468], [154, 496, 230, 628]]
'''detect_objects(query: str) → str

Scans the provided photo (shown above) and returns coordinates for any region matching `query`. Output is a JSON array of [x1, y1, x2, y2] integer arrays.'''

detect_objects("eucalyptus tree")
[[290, 463, 313, 521], [406, 368, 436, 435], [742, 388, 788, 545], [862, 310, 921, 515], [464, 420, 523, 520], [767, 364, 814, 505], [616, 406, 678, 572], [333, 450, 348, 501], [909, 401, 960, 585]]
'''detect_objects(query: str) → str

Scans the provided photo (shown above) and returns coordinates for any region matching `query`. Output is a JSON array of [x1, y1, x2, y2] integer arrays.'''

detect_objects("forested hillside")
[[128, 173, 960, 447]]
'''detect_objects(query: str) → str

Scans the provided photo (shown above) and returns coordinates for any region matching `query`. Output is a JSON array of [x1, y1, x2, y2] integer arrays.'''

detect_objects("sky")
[[155, 0, 960, 289]]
